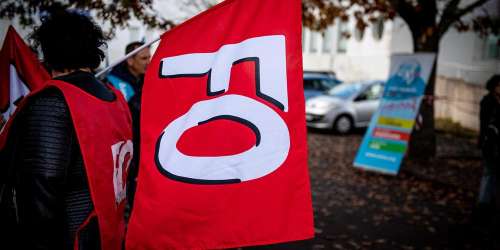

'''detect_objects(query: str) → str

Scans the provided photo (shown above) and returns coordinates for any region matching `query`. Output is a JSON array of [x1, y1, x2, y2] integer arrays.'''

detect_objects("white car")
[[305, 80, 385, 133]]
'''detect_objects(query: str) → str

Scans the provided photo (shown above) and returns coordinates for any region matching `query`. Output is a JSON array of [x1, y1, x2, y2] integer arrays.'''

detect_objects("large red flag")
[[0, 26, 50, 149], [126, 0, 314, 248]]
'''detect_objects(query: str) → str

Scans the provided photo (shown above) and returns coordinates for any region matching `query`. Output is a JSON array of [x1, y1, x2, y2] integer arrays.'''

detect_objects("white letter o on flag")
[[155, 94, 290, 184]]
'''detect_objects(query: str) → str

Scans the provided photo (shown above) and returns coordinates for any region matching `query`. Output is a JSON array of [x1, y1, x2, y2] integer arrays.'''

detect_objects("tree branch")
[[417, 0, 437, 29], [440, 0, 460, 21], [437, 0, 461, 37], [437, 0, 489, 37], [455, 0, 489, 18], [388, 0, 418, 33]]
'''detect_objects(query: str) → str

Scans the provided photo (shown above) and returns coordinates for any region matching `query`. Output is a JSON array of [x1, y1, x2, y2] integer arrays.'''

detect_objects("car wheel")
[[333, 115, 353, 134]]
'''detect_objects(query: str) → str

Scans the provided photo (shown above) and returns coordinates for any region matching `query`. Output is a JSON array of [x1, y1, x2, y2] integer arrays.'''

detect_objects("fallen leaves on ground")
[[308, 129, 494, 250]]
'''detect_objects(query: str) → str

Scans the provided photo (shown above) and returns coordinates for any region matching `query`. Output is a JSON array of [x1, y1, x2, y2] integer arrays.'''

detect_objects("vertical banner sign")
[[0, 26, 50, 149], [354, 53, 436, 174], [126, 0, 314, 249]]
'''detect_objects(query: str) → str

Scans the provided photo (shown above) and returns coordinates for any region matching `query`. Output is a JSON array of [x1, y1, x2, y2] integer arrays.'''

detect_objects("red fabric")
[[126, 0, 314, 249], [373, 128, 410, 141], [0, 26, 50, 149], [44, 80, 132, 250]]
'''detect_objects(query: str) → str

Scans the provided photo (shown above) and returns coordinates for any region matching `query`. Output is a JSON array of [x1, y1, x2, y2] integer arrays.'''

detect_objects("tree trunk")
[[407, 33, 439, 159]]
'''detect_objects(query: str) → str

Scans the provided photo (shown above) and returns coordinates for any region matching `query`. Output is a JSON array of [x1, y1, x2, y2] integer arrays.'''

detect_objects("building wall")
[[302, 26, 337, 72], [435, 76, 486, 131], [303, 18, 393, 81], [336, 19, 393, 81], [437, 29, 500, 85]]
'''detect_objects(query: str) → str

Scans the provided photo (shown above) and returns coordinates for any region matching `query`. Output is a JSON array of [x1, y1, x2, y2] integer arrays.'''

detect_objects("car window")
[[327, 83, 362, 100], [304, 79, 323, 90], [304, 79, 315, 90], [360, 83, 383, 101], [366, 83, 383, 100], [321, 79, 337, 89]]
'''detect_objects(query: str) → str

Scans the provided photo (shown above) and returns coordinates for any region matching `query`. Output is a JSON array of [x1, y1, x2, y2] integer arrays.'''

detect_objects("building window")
[[302, 27, 307, 52], [310, 31, 319, 53], [484, 34, 500, 60], [322, 26, 334, 53], [129, 26, 140, 42], [337, 21, 348, 53], [372, 17, 384, 41], [354, 27, 365, 42]]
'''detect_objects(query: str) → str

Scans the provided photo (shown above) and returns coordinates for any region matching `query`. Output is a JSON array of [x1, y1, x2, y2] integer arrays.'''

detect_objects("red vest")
[[16, 80, 132, 250]]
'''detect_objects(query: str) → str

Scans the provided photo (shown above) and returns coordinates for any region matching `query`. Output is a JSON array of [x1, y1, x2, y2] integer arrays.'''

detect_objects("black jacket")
[[479, 93, 500, 148], [108, 63, 143, 120], [0, 71, 115, 250]]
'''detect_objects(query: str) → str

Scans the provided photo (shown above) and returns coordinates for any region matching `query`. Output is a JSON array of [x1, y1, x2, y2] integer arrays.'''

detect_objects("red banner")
[[0, 26, 50, 149], [126, 0, 314, 249]]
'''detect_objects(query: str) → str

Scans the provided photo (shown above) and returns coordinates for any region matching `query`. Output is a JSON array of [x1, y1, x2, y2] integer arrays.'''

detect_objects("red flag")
[[0, 26, 50, 149], [126, 0, 314, 248]]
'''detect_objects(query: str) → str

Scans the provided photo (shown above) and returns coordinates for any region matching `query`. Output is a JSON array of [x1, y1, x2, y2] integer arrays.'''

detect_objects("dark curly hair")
[[31, 8, 106, 72], [486, 74, 500, 92]]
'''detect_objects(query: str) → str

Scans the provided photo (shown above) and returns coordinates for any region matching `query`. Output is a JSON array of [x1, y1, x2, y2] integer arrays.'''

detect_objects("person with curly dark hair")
[[0, 8, 132, 250]]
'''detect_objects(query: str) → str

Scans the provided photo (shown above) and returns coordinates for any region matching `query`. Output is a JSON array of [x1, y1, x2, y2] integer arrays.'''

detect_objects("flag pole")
[[95, 36, 161, 78]]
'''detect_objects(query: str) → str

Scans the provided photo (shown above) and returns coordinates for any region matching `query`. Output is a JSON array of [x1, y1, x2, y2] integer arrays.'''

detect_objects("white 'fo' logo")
[[111, 140, 133, 205], [156, 35, 290, 184]]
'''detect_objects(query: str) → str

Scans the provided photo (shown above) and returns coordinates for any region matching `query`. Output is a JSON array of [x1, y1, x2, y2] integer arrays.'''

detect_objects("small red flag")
[[0, 26, 50, 149], [126, 0, 314, 248]]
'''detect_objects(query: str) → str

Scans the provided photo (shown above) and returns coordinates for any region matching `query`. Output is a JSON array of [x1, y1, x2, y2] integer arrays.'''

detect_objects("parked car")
[[305, 80, 385, 133], [303, 71, 342, 100]]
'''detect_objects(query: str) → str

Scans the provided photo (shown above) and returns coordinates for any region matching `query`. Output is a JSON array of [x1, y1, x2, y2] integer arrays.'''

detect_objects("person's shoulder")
[[23, 88, 69, 118], [55, 71, 116, 101], [29, 87, 65, 102], [480, 93, 495, 105], [109, 63, 131, 78]]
